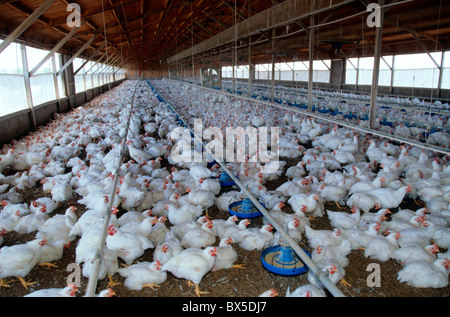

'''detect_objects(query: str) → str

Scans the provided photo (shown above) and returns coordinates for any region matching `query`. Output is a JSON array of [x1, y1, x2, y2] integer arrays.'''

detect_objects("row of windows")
[[0, 41, 126, 117], [219, 51, 450, 89]]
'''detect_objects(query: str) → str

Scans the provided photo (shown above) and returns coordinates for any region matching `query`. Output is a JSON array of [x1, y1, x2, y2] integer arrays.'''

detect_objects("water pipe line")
[[84, 81, 140, 297], [177, 79, 450, 156]]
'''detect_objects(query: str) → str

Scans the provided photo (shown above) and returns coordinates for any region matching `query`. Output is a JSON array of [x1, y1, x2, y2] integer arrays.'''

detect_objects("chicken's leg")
[[39, 262, 58, 268], [17, 277, 37, 290], [0, 279, 12, 288], [232, 264, 245, 269], [334, 202, 343, 209], [188, 281, 208, 297], [142, 283, 160, 290], [107, 275, 121, 288], [340, 278, 352, 288]]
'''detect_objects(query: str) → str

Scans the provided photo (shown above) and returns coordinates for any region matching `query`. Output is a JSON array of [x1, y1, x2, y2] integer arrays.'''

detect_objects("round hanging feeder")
[[261, 240, 310, 276], [228, 197, 263, 218]]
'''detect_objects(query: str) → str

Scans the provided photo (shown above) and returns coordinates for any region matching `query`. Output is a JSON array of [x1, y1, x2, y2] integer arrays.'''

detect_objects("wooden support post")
[[437, 51, 445, 99], [20, 44, 36, 130], [368, 1, 384, 130], [271, 54, 275, 103], [308, 14, 314, 110], [51, 54, 61, 113]]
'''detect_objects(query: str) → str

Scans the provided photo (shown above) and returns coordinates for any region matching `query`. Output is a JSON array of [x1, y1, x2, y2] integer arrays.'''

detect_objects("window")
[[0, 41, 27, 116], [27, 46, 56, 106], [392, 52, 442, 88]]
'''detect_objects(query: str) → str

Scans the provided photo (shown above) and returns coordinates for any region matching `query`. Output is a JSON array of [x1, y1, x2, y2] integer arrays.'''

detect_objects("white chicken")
[[117, 209, 153, 226], [0, 238, 47, 289], [211, 215, 238, 237], [304, 225, 343, 250], [24, 284, 78, 297], [39, 240, 70, 266], [36, 206, 77, 243], [30, 197, 58, 214], [0, 209, 22, 232], [363, 185, 412, 209], [395, 227, 430, 248], [285, 162, 306, 179], [288, 193, 322, 218], [195, 178, 221, 196], [119, 216, 157, 238], [211, 237, 243, 272], [431, 228, 450, 249], [81, 248, 119, 281], [180, 221, 216, 249], [161, 246, 217, 297], [127, 141, 152, 163], [154, 231, 183, 265], [318, 184, 347, 207], [106, 224, 154, 265], [51, 183, 73, 203], [364, 231, 400, 262], [391, 244, 440, 266], [186, 186, 215, 211], [341, 222, 381, 250], [286, 284, 326, 297], [326, 207, 361, 230], [308, 260, 350, 289], [346, 191, 381, 213], [0, 227, 5, 246], [189, 165, 214, 181], [397, 258, 449, 288], [239, 224, 274, 251], [14, 205, 48, 234], [119, 260, 167, 291], [311, 239, 352, 268], [166, 201, 203, 226], [148, 216, 169, 246]]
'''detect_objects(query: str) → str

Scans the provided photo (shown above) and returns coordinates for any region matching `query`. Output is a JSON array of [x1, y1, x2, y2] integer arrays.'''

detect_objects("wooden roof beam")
[[0, 0, 56, 55]]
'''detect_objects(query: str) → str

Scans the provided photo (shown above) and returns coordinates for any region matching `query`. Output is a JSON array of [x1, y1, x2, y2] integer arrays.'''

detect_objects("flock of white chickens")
[[222, 80, 450, 149], [0, 78, 449, 297]]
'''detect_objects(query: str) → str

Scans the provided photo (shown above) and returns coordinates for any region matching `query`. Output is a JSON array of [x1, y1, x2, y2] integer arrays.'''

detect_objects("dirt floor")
[[0, 153, 449, 299]]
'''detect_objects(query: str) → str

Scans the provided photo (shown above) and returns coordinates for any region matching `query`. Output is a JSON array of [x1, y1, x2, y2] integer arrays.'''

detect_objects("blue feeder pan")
[[206, 160, 217, 168], [261, 244, 310, 276], [228, 198, 263, 218], [219, 171, 236, 187]]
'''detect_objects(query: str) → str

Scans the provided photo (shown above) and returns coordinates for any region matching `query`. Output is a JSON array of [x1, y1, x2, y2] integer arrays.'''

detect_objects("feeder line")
[[178, 80, 450, 156], [85, 81, 140, 297]]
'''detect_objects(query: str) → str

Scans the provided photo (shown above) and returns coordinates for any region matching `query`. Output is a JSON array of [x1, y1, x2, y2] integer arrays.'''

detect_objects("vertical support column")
[[355, 57, 360, 92], [368, 2, 384, 130], [271, 54, 275, 103], [51, 54, 61, 113], [437, 51, 445, 99], [389, 55, 395, 94], [232, 48, 235, 93], [20, 44, 37, 130], [247, 0, 252, 97], [308, 14, 314, 110], [292, 61, 295, 87], [248, 41, 252, 98]]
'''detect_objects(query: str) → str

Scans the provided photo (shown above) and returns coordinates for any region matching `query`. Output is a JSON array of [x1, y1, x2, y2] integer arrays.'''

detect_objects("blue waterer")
[[228, 197, 263, 218], [218, 170, 237, 187], [261, 240, 310, 276]]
